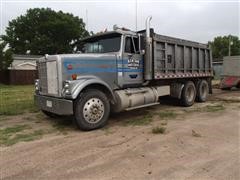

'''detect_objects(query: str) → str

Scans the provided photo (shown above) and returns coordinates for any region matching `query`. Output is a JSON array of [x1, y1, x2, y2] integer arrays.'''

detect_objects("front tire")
[[74, 89, 110, 131], [181, 81, 196, 107]]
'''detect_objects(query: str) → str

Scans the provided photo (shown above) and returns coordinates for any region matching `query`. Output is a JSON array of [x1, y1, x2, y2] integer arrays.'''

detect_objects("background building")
[[9, 54, 42, 70]]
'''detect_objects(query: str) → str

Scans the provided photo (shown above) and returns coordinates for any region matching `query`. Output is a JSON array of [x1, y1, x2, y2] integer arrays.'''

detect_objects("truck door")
[[121, 36, 143, 87]]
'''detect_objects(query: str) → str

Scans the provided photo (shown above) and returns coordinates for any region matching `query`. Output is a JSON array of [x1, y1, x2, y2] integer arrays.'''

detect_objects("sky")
[[0, 0, 239, 43]]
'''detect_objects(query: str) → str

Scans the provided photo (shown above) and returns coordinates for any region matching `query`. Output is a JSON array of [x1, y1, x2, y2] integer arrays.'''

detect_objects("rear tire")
[[74, 89, 110, 131], [196, 80, 209, 102], [181, 81, 196, 107]]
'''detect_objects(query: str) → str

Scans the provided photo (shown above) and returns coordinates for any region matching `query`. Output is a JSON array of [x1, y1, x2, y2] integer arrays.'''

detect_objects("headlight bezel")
[[35, 79, 39, 91], [62, 80, 71, 95]]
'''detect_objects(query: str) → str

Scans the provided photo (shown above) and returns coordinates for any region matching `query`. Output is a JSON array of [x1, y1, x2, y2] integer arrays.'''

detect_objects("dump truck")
[[220, 56, 240, 90], [35, 17, 213, 130]]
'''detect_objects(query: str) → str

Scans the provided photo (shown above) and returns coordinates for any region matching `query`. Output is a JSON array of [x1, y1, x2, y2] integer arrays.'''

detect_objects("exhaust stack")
[[144, 16, 153, 80]]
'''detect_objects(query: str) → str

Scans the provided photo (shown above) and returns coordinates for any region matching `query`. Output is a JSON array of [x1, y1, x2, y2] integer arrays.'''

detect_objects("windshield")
[[81, 33, 121, 53]]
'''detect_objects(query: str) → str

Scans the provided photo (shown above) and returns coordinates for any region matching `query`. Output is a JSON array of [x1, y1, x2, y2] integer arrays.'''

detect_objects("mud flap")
[[170, 83, 184, 99]]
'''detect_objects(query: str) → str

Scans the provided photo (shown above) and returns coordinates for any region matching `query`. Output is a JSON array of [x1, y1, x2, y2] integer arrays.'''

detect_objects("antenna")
[[135, 0, 137, 31]]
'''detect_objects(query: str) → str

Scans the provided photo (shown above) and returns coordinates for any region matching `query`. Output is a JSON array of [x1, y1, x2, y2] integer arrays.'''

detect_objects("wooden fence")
[[0, 70, 38, 85]]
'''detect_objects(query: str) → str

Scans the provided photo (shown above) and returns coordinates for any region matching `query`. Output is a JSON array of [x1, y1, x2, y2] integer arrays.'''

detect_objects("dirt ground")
[[0, 89, 240, 180]]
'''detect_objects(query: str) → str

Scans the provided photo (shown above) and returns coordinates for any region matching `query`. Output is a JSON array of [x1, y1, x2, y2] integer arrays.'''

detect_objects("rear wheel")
[[74, 89, 110, 131], [181, 81, 196, 107], [196, 80, 209, 102]]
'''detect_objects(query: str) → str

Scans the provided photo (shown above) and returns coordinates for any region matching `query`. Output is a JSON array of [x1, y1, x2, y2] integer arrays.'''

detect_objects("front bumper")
[[34, 95, 73, 115]]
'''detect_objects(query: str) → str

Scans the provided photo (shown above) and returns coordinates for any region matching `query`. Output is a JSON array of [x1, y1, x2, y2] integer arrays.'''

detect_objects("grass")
[[0, 117, 71, 146], [0, 84, 39, 115], [35, 112, 72, 134], [183, 103, 225, 113], [35, 112, 46, 119], [152, 126, 166, 134], [0, 116, 10, 122], [0, 124, 31, 134], [161, 120, 168, 126], [23, 116, 35, 121], [124, 113, 153, 126], [51, 117, 74, 135], [1, 130, 44, 146], [123, 110, 176, 127], [205, 104, 225, 112], [52, 122, 68, 134], [36, 112, 71, 134], [102, 127, 114, 135], [158, 110, 177, 119], [0, 124, 34, 146]]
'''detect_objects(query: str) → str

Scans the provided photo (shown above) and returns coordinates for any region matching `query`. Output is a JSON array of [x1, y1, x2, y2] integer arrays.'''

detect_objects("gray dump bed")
[[152, 32, 212, 79], [223, 56, 240, 77]]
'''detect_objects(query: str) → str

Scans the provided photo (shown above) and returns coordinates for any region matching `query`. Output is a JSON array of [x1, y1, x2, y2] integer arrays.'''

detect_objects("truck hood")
[[58, 53, 118, 81]]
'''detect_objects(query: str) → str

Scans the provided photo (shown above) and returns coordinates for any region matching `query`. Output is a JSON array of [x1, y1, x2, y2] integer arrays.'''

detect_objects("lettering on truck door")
[[121, 36, 143, 87]]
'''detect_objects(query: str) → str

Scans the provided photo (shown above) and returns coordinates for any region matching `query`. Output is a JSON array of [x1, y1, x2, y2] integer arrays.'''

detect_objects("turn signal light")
[[71, 74, 77, 80]]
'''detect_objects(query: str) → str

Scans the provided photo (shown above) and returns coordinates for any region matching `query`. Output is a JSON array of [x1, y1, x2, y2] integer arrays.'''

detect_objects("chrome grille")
[[37, 59, 58, 95], [46, 61, 58, 95], [38, 61, 48, 94]]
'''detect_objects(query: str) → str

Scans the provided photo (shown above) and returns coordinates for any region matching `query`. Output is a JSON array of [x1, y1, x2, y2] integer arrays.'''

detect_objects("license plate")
[[46, 100, 52, 108]]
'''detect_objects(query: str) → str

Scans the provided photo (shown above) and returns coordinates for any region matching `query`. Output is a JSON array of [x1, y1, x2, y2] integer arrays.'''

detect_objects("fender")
[[65, 75, 116, 102]]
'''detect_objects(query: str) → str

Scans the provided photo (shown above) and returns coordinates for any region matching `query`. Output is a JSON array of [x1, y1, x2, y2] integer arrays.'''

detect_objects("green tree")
[[208, 35, 240, 59], [0, 41, 13, 70], [2, 8, 89, 55]]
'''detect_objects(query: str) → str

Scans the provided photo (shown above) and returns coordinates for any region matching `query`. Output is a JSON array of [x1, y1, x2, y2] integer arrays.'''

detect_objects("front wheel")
[[74, 89, 110, 131]]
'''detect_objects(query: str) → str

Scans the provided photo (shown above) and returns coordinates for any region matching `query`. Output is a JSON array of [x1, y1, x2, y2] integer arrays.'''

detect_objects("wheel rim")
[[83, 98, 105, 124], [186, 86, 194, 102]]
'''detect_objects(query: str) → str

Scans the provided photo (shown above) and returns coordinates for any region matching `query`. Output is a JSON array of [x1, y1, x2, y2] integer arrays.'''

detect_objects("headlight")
[[65, 89, 70, 94], [63, 80, 71, 95], [64, 81, 70, 88], [35, 79, 39, 91]]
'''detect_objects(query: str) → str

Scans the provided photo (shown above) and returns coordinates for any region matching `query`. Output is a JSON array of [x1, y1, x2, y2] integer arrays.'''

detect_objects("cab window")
[[81, 33, 121, 53], [133, 37, 139, 53], [125, 36, 139, 54]]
